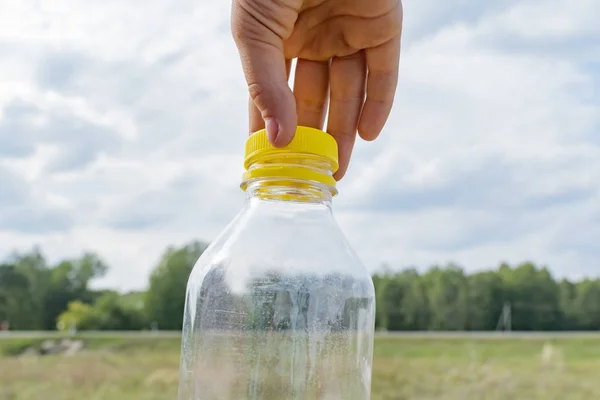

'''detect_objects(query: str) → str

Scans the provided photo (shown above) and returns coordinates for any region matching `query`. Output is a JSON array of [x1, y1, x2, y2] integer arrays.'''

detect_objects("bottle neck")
[[245, 179, 333, 206], [242, 154, 337, 206]]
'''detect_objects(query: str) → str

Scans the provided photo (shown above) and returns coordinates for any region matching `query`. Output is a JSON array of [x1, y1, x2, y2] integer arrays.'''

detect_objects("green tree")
[[372, 270, 390, 329], [466, 271, 505, 330], [57, 293, 147, 331], [379, 269, 429, 331], [0, 264, 32, 329], [422, 265, 469, 330], [91, 292, 147, 330], [56, 300, 96, 331], [558, 279, 580, 330], [572, 279, 600, 330], [43, 253, 108, 329], [11, 248, 49, 329], [145, 241, 208, 330], [499, 262, 562, 331]]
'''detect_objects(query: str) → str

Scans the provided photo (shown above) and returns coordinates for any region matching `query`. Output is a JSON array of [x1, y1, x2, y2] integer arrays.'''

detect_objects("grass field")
[[2, 334, 600, 399]]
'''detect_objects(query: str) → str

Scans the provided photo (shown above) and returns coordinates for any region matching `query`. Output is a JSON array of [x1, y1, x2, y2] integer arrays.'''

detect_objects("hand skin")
[[231, 0, 403, 180]]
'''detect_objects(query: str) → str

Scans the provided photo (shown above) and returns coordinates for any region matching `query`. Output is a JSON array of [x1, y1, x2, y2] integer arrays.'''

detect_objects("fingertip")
[[334, 153, 351, 180], [268, 119, 296, 147], [270, 123, 294, 147], [269, 119, 297, 148], [332, 140, 353, 180], [357, 117, 383, 142], [332, 136, 354, 181], [262, 85, 297, 147], [265, 118, 280, 143], [333, 166, 347, 181]]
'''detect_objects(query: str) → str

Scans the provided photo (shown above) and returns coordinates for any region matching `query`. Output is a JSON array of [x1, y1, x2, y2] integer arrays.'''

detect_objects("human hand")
[[232, 0, 403, 180]]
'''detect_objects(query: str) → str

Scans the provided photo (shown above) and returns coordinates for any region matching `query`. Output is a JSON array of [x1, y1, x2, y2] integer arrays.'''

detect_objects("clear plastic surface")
[[178, 156, 376, 400]]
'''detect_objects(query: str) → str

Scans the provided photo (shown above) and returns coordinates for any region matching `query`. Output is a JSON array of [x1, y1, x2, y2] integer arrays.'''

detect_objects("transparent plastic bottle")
[[178, 126, 376, 400]]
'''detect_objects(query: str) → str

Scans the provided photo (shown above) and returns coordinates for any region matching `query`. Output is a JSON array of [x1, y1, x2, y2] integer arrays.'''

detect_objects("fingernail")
[[265, 118, 279, 144]]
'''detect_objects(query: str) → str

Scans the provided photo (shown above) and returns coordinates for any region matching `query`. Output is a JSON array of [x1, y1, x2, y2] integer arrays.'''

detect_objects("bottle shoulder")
[[188, 203, 373, 295]]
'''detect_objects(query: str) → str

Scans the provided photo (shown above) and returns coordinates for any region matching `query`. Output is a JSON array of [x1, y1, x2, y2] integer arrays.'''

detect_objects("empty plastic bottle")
[[178, 126, 376, 399]]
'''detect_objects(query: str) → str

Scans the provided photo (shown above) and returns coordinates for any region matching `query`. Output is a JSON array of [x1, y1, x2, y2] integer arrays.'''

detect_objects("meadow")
[[1, 334, 600, 399]]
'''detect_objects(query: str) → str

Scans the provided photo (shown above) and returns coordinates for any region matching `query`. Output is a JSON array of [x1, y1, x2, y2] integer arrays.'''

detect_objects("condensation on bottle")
[[178, 126, 376, 400]]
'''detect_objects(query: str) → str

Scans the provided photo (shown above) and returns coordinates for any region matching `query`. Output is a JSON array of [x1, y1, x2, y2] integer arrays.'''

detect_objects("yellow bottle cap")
[[241, 126, 339, 192]]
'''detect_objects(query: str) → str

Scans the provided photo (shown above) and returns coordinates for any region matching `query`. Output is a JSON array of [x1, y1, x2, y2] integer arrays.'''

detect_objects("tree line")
[[374, 263, 600, 331], [1, 241, 598, 332]]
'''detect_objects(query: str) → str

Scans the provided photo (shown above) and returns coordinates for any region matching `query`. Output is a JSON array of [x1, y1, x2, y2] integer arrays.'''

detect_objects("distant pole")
[[496, 302, 512, 332], [504, 302, 512, 332]]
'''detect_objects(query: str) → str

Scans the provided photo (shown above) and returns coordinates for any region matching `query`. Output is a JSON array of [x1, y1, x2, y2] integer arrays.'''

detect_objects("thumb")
[[231, 0, 298, 146]]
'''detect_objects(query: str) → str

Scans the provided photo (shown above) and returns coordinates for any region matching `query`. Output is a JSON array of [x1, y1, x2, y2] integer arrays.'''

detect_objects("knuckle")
[[234, 0, 297, 40], [248, 83, 274, 118], [248, 83, 264, 102], [334, 51, 364, 63], [231, 5, 266, 44], [297, 97, 327, 112]]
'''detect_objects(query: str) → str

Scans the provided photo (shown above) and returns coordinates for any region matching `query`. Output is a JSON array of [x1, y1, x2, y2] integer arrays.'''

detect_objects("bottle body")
[[178, 186, 376, 399]]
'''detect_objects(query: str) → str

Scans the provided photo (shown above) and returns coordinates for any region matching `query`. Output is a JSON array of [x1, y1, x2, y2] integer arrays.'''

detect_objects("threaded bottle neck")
[[245, 179, 333, 204], [241, 154, 337, 202]]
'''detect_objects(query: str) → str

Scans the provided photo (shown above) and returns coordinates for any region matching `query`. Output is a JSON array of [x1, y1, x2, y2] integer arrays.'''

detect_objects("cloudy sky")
[[0, 0, 599, 291]]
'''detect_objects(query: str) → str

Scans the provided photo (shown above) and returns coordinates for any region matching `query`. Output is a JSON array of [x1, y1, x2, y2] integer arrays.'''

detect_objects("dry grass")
[[2, 336, 600, 399]]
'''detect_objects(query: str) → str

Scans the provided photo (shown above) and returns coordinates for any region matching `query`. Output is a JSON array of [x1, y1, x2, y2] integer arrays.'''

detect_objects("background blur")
[[1, 0, 600, 399]]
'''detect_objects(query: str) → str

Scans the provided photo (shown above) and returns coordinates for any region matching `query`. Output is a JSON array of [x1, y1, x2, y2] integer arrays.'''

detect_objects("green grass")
[[2, 335, 600, 399]]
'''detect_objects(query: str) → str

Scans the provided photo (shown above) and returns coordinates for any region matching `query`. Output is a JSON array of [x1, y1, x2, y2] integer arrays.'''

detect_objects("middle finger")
[[293, 58, 330, 130]]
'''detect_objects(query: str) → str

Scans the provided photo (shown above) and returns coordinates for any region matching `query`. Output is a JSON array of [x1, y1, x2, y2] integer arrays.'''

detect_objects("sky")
[[0, 0, 599, 291]]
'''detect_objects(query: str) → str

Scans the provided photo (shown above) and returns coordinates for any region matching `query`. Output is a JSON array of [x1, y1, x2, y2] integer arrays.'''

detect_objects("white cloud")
[[480, 0, 600, 39], [0, 0, 599, 290]]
